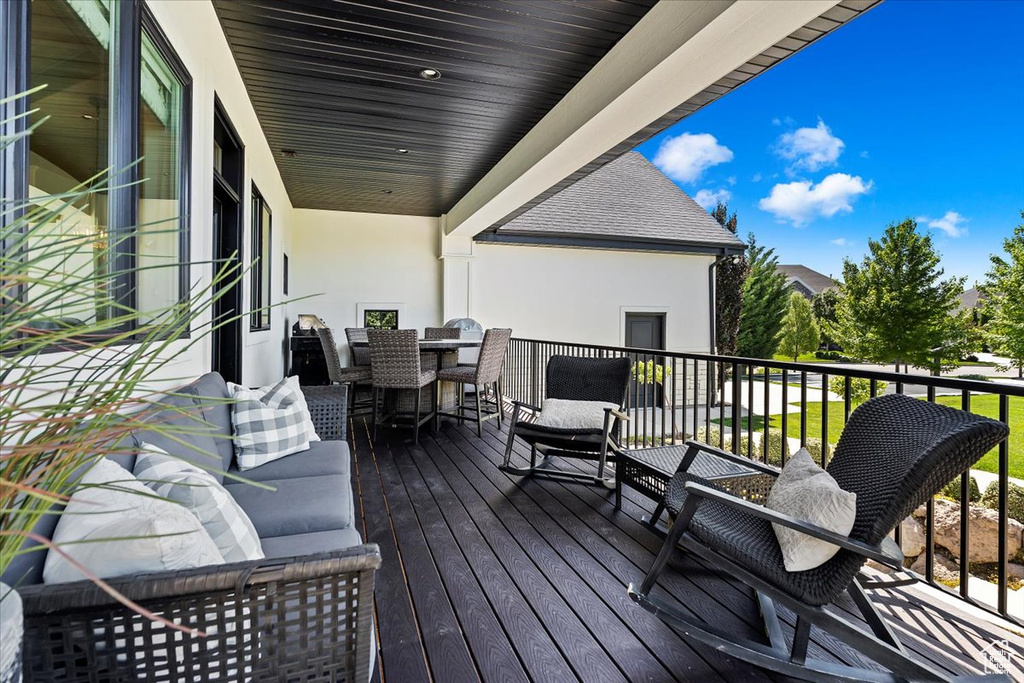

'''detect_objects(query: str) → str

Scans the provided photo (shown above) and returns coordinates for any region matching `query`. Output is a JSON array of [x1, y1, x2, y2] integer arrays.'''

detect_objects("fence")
[[502, 337, 1023, 625]]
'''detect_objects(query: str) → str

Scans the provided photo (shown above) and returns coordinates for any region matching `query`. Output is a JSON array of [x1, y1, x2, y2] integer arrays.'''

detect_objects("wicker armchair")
[[367, 329, 437, 445], [629, 394, 1010, 682], [424, 327, 460, 340], [501, 355, 631, 487], [345, 327, 370, 367], [436, 328, 511, 436], [318, 327, 373, 414], [16, 385, 380, 683]]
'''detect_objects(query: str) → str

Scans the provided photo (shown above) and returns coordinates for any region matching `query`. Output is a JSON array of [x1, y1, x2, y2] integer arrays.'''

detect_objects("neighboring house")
[[958, 287, 987, 314], [776, 265, 839, 299]]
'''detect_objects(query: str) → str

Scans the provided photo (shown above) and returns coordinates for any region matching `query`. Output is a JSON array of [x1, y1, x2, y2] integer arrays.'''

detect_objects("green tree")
[[981, 211, 1024, 377], [833, 219, 966, 371], [777, 291, 821, 361], [711, 202, 748, 355], [811, 288, 841, 349], [736, 234, 790, 358]]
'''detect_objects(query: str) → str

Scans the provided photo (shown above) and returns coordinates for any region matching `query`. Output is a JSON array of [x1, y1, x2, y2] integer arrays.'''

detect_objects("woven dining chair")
[[367, 329, 437, 445], [317, 327, 373, 414], [345, 327, 370, 367], [424, 327, 460, 340], [435, 328, 511, 436]]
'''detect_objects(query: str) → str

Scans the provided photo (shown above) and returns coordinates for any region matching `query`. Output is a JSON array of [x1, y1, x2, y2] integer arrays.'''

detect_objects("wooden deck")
[[349, 415, 1023, 682]]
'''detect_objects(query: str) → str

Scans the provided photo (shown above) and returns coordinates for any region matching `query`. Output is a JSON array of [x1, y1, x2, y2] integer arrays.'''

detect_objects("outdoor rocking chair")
[[501, 355, 631, 487], [628, 394, 1011, 682]]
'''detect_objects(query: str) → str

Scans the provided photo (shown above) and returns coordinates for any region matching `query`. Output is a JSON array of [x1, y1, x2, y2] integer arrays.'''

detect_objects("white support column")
[[439, 214, 475, 323]]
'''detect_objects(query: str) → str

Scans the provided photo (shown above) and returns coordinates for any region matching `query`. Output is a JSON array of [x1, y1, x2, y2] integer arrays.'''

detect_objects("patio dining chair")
[[345, 327, 370, 367], [367, 329, 437, 445], [317, 327, 373, 414], [501, 355, 631, 487], [424, 326, 460, 340], [436, 328, 512, 436], [628, 394, 1010, 682]]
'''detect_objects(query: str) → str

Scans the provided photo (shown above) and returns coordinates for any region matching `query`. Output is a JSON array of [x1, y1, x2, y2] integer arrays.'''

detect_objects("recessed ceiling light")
[[281, 149, 297, 158], [382, 189, 393, 195], [395, 148, 409, 154], [418, 68, 441, 80], [82, 114, 94, 120]]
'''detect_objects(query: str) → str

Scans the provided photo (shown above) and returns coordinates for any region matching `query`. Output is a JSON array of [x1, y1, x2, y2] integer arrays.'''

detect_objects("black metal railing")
[[503, 337, 1023, 625]]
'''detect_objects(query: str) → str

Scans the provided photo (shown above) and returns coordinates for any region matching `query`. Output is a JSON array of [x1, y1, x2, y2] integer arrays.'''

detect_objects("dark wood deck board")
[[352, 416, 1021, 682]]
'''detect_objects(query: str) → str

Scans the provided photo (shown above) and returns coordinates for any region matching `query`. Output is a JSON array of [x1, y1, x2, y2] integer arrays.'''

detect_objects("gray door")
[[625, 313, 665, 408]]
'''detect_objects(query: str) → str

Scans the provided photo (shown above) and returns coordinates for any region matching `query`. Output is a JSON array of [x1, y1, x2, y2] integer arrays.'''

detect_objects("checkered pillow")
[[134, 443, 264, 562], [228, 378, 311, 470]]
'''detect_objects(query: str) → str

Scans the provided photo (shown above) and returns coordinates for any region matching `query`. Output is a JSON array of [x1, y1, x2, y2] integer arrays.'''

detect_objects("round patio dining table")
[[349, 338, 482, 413]]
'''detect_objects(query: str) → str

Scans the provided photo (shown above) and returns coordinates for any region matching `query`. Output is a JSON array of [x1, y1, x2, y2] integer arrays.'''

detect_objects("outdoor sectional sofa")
[[3, 372, 379, 683]]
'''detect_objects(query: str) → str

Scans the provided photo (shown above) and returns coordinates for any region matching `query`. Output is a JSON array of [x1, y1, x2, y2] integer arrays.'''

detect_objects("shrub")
[[940, 476, 981, 502], [962, 354, 980, 363], [799, 437, 829, 464], [827, 376, 889, 404], [815, 350, 856, 362], [956, 373, 991, 382], [980, 481, 1024, 524], [695, 425, 790, 466]]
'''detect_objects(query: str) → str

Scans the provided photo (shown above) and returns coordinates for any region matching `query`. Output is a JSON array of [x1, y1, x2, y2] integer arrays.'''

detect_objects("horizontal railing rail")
[[502, 337, 1022, 626]]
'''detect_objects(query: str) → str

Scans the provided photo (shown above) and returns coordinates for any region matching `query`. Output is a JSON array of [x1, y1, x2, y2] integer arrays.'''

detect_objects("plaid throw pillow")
[[228, 378, 311, 470], [134, 443, 264, 562]]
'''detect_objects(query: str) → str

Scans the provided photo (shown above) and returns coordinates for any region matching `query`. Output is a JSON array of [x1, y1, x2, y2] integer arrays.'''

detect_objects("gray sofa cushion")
[[182, 372, 235, 471], [260, 528, 364, 559], [131, 389, 224, 483], [225, 475, 354, 537], [225, 440, 349, 484]]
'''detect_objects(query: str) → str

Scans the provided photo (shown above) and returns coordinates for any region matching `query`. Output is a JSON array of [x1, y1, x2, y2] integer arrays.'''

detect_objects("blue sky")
[[634, 0, 1024, 287]]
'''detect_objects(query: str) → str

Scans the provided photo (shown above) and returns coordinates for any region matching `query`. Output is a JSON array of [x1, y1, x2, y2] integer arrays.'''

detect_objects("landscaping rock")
[[1008, 563, 1024, 582], [910, 552, 959, 582], [899, 517, 926, 558], [928, 498, 1024, 564]]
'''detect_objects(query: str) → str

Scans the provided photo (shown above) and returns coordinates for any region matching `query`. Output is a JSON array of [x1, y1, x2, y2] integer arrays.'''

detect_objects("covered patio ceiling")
[[213, 0, 879, 233]]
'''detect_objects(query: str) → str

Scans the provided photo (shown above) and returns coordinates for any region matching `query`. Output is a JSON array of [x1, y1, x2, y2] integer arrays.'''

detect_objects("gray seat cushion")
[[225, 475, 354, 537], [130, 390, 225, 483], [260, 528, 363, 558], [225, 440, 350, 483], [183, 372, 235, 470]]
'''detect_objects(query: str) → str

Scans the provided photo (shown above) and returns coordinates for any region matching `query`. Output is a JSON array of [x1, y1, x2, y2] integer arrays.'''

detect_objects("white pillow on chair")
[[533, 398, 619, 431]]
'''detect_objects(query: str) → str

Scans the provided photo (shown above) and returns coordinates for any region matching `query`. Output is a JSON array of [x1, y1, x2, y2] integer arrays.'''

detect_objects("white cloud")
[[694, 188, 732, 209], [776, 119, 845, 173], [772, 117, 782, 126], [859, 150, 870, 159], [829, 237, 848, 246], [758, 173, 872, 226], [920, 211, 968, 238], [752, 172, 762, 183], [726, 176, 736, 186], [652, 133, 733, 183]]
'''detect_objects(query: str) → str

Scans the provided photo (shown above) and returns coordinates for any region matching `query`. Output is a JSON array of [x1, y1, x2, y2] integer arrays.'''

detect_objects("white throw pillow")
[[249, 376, 319, 442], [134, 443, 264, 563], [533, 398, 619, 430], [228, 378, 311, 471], [43, 458, 223, 584], [766, 448, 857, 572]]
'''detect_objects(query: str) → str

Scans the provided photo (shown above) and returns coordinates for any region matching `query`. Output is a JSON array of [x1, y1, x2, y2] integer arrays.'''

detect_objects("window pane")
[[137, 28, 184, 323], [27, 0, 113, 327], [260, 203, 271, 328], [250, 190, 271, 331]]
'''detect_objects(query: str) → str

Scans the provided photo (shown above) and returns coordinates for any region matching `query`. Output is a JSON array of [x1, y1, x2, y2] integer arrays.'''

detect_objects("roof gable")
[[488, 152, 744, 253]]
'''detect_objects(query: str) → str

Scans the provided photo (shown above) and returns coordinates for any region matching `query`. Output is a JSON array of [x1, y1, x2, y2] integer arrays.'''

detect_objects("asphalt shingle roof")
[[496, 152, 745, 251], [776, 265, 838, 295]]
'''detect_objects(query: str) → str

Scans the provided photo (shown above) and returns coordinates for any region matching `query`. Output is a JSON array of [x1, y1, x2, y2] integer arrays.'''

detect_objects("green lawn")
[[720, 394, 1023, 479], [770, 353, 837, 363]]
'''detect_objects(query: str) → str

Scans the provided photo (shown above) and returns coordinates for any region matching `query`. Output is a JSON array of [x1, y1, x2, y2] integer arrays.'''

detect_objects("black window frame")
[[250, 183, 271, 332], [363, 309, 399, 330], [0, 0, 193, 345]]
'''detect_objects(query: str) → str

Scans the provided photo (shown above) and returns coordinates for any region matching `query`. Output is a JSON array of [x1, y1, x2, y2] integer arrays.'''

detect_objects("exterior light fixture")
[[395, 148, 409, 154], [281, 149, 297, 158], [418, 68, 441, 80], [382, 189, 393, 195]]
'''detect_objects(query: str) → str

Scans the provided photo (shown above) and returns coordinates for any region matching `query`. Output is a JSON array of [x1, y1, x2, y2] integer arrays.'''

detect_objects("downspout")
[[708, 253, 730, 355]]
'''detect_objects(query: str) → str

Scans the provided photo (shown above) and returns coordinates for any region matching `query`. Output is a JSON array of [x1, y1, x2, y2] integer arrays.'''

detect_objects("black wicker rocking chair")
[[501, 355, 631, 487], [628, 394, 1011, 682]]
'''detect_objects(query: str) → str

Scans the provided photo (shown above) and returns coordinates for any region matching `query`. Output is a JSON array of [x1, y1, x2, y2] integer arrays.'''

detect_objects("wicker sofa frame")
[[14, 385, 381, 683]]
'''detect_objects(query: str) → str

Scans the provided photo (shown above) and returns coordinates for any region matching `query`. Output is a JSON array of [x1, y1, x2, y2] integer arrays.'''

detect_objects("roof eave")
[[475, 231, 746, 256]]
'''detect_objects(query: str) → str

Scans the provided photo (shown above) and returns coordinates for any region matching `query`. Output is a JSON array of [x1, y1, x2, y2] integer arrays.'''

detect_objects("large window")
[[2, 0, 191, 337], [250, 185, 271, 331]]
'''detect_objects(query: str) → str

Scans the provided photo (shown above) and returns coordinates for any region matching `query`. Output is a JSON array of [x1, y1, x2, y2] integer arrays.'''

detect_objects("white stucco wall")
[[287, 209, 442, 365], [471, 244, 713, 353], [138, 1, 297, 386]]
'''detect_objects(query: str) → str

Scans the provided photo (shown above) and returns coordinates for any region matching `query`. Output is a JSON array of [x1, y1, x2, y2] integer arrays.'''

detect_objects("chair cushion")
[[130, 390, 225, 481], [260, 528, 364, 559], [225, 475, 353, 537], [228, 379, 311, 471], [533, 398, 617, 431], [134, 444, 264, 563], [767, 448, 857, 572], [183, 372, 236, 472], [43, 459, 223, 584], [512, 423, 608, 454], [436, 365, 476, 382], [225, 440, 350, 483]]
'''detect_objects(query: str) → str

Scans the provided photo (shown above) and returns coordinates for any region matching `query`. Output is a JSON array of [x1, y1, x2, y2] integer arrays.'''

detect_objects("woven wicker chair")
[[345, 327, 370, 367], [367, 328, 437, 445], [501, 355, 632, 487], [629, 394, 1011, 682], [424, 326, 460, 340], [436, 328, 511, 436], [317, 327, 373, 414]]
